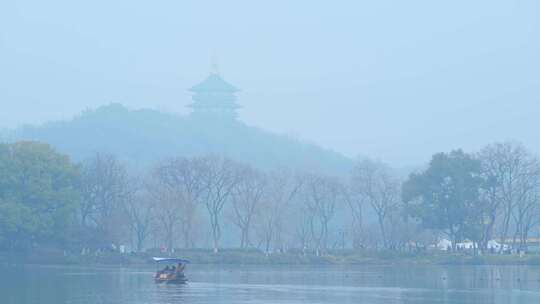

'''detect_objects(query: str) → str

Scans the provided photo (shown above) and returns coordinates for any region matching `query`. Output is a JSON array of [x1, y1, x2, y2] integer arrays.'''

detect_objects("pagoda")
[[187, 70, 241, 120]]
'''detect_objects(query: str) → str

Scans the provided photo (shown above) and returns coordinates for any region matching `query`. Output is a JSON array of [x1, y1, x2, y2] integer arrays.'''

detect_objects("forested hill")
[[8, 104, 353, 174]]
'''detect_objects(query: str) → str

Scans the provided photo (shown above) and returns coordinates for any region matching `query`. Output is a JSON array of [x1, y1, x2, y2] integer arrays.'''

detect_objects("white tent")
[[436, 239, 452, 251]]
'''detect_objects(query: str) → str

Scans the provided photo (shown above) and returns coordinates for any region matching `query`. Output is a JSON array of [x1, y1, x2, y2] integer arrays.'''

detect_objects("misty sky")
[[1, 0, 539, 166]]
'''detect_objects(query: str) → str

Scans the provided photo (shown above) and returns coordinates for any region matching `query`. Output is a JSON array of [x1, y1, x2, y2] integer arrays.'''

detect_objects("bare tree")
[[479, 142, 540, 251], [254, 169, 303, 254], [255, 199, 278, 254], [148, 175, 181, 253], [267, 168, 304, 252], [301, 173, 344, 255], [80, 153, 129, 246], [293, 204, 313, 254], [351, 159, 400, 249], [197, 156, 240, 253], [123, 179, 155, 252], [385, 208, 416, 251], [153, 157, 205, 248], [511, 171, 540, 250], [344, 183, 366, 249], [230, 165, 266, 248], [478, 145, 506, 250]]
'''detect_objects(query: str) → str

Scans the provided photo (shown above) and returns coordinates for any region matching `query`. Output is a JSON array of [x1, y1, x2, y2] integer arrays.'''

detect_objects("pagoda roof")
[[187, 100, 241, 109], [189, 73, 240, 93]]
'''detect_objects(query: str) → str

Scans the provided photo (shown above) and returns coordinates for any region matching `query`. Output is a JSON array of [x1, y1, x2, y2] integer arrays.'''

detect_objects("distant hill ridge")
[[8, 103, 353, 174]]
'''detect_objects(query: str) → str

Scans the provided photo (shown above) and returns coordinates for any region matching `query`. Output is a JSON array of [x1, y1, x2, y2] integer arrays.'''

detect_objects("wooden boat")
[[153, 257, 190, 284]]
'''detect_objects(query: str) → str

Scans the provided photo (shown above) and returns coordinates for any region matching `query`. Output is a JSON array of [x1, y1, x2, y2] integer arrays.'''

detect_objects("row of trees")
[[84, 156, 304, 254], [404, 143, 540, 252], [1, 140, 540, 255]]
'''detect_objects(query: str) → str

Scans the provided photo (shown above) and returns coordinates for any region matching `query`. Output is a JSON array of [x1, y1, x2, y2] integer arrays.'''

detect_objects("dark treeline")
[[1, 140, 539, 257]]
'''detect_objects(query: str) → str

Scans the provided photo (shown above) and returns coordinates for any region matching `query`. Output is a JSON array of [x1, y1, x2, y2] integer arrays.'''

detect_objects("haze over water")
[[2, 2, 540, 304], [2, 264, 540, 304]]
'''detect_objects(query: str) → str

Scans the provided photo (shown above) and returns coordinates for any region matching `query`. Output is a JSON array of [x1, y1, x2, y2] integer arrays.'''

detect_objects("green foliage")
[[0, 141, 80, 249], [403, 150, 484, 244]]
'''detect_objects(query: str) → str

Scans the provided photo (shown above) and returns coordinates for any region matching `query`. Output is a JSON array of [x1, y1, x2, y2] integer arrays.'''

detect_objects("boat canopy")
[[152, 257, 191, 264]]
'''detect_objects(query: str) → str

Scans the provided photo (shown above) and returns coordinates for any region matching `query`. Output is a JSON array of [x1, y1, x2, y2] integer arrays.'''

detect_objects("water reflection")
[[1, 264, 539, 304]]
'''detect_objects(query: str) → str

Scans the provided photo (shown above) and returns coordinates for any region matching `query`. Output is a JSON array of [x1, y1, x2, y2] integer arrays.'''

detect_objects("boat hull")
[[154, 275, 188, 284]]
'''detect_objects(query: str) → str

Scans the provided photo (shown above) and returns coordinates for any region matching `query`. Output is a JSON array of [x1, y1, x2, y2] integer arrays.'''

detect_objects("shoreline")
[[2, 250, 540, 267]]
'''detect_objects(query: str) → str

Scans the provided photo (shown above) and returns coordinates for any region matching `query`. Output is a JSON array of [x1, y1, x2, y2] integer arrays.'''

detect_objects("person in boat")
[[156, 265, 171, 278], [177, 263, 185, 274], [176, 263, 186, 279], [155, 265, 167, 278]]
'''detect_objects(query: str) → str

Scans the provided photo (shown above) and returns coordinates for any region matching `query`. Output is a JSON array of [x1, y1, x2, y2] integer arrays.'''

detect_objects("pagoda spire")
[[210, 54, 220, 75]]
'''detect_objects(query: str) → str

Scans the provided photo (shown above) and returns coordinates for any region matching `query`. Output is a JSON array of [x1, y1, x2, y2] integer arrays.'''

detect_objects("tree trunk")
[[499, 205, 513, 251], [211, 215, 220, 254], [378, 216, 387, 249]]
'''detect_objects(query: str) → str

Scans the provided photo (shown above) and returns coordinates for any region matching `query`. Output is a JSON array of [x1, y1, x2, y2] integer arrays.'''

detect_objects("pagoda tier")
[[188, 73, 241, 119]]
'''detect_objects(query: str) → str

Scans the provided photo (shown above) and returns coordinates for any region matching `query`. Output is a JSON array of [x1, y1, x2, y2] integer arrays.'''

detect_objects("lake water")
[[1, 264, 540, 303]]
